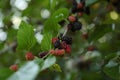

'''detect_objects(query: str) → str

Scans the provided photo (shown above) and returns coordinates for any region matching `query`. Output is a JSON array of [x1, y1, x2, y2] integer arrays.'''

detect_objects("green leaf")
[[49, 0, 56, 12], [8, 56, 56, 80], [0, 68, 13, 80], [89, 24, 113, 42], [103, 53, 120, 79], [44, 8, 69, 33], [104, 53, 117, 63], [86, 0, 98, 6], [103, 65, 120, 80], [41, 55, 56, 71], [8, 61, 41, 80], [7, 28, 17, 42], [50, 63, 62, 72], [0, 43, 4, 50], [40, 33, 52, 51], [44, 19, 60, 34], [17, 21, 37, 51], [51, 8, 69, 23]]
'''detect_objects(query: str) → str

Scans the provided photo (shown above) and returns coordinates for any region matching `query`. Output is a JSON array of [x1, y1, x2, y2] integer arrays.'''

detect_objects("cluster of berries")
[[67, 15, 82, 32], [66, 0, 90, 32], [9, 0, 92, 72], [50, 34, 72, 56], [38, 34, 72, 57], [38, 1, 89, 57], [9, 0, 91, 72], [71, 0, 90, 16]]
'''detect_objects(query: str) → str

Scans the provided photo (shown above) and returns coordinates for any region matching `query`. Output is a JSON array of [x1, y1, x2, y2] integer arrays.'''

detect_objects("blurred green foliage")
[[0, 0, 120, 80]]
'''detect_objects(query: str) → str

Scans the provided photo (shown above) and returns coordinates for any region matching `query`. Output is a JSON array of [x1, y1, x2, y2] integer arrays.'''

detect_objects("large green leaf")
[[17, 21, 37, 51], [40, 33, 52, 51], [8, 61, 40, 80], [8, 56, 56, 80], [44, 19, 60, 34]]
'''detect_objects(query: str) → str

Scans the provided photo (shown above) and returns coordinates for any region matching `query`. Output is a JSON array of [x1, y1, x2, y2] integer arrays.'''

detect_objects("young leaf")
[[51, 8, 69, 23], [17, 21, 37, 51], [49, 63, 62, 72], [44, 8, 69, 33]]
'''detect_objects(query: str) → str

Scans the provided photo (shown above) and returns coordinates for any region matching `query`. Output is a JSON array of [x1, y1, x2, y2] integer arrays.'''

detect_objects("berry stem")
[[63, 26, 68, 36], [42, 52, 50, 59]]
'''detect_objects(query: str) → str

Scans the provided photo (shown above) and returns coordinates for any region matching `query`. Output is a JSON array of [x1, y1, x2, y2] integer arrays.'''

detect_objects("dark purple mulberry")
[[39, 52, 48, 58], [62, 36, 72, 45], [54, 40, 61, 48]]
